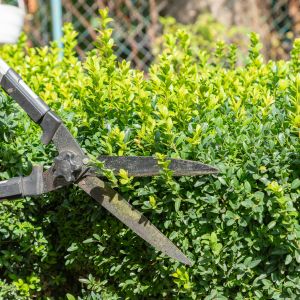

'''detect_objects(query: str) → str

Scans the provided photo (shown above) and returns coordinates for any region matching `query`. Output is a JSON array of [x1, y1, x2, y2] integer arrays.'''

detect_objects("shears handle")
[[0, 177, 23, 200], [0, 58, 61, 144], [0, 166, 44, 200]]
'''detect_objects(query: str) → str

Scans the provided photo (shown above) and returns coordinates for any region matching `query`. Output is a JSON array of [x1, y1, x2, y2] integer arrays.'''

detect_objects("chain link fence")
[[24, 0, 51, 47], [24, 0, 300, 70], [268, 0, 299, 59]]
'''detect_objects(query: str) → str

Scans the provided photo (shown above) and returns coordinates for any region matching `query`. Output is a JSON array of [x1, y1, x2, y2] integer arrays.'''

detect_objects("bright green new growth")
[[0, 9, 299, 299]]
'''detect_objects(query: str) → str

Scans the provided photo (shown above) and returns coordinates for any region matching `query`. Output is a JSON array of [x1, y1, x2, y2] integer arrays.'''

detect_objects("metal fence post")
[[50, 0, 63, 50]]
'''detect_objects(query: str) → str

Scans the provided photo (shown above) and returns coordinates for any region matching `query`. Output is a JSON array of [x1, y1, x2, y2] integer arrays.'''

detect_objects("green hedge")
[[0, 10, 299, 299], [155, 14, 247, 63]]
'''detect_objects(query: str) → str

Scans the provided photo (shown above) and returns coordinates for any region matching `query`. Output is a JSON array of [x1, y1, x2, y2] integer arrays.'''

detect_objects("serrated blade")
[[97, 156, 218, 177], [77, 176, 193, 266]]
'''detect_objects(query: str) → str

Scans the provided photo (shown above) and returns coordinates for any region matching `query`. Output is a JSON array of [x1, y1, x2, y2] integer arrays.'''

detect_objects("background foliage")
[[0, 9, 299, 299], [155, 14, 248, 64]]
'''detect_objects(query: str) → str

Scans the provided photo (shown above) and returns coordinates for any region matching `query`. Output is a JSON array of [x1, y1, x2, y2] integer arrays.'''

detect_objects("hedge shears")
[[0, 58, 218, 266]]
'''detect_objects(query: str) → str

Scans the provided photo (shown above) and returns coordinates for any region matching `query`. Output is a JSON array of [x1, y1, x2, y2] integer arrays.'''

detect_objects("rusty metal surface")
[[42, 166, 72, 194], [41, 155, 218, 195], [41, 124, 88, 193], [52, 124, 85, 158], [97, 156, 218, 177], [77, 176, 193, 266]]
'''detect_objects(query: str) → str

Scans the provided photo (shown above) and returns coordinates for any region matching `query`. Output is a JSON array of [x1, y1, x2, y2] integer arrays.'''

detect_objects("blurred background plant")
[[154, 14, 248, 65], [17, 0, 300, 70]]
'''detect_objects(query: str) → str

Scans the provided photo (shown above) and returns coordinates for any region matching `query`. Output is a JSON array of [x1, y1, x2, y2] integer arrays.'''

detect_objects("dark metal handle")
[[0, 58, 62, 144], [0, 59, 50, 122]]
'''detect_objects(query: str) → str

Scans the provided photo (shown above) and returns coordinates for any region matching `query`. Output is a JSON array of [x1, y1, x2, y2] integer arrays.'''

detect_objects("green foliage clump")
[[0, 9, 299, 299], [155, 14, 248, 64]]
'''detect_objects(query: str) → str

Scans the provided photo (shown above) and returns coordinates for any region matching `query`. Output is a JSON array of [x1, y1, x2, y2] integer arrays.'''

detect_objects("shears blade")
[[97, 156, 218, 177], [77, 176, 193, 266]]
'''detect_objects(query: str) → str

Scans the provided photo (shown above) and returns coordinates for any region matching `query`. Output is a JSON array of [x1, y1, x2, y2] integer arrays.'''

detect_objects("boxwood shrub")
[[0, 10, 299, 299]]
